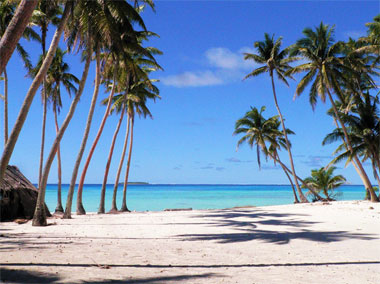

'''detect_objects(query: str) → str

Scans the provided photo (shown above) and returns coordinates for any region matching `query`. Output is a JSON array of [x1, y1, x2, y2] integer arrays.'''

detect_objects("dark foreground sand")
[[1, 201, 380, 283]]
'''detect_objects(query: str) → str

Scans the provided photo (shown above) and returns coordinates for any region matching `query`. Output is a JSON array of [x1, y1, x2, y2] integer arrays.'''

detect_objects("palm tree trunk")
[[38, 91, 47, 187], [0, 3, 71, 183], [110, 114, 130, 212], [3, 68, 8, 145], [0, 0, 38, 74], [331, 117, 370, 198], [38, 24, 48, 188], [326, 89, 378, 202], [269, 153, 326, 201], [98, 109, 125, 214], [120, 116, 134, 212], [270, 74, 308, 203], [76, 69, 118, 215], [63, 48, 99, 219], [54, 107, 63, 213], [32, 35, 92, 227], [275, 153, 299, 203]]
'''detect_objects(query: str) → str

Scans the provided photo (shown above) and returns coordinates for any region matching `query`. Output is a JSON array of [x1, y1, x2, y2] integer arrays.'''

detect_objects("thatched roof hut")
[[0, 166, 51, 221]]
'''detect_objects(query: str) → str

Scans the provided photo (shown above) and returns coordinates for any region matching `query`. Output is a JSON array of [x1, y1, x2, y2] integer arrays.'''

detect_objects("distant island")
[[119, 182, 149, 185]]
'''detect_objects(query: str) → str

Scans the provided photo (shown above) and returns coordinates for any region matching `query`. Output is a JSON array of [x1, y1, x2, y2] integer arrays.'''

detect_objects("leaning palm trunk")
[[120, 116, 134, 212], [76, 70, 118, 215], [270, 153, 326, 201], [270, 74, 308, 203], [326, 89, 378, 202], [274, 153, 299, 203], [53, 107, 63, 213], [32, 39, 92, 226], [38, 90, 47, 187], [110, 114, 130, 212], [331, 117, 372, 200], [3, 68, 8, 145], [63, 49, 100, 219], [0, 4, 71, 183], [0, 0, 38, 74], [98, 109, 125, 214]]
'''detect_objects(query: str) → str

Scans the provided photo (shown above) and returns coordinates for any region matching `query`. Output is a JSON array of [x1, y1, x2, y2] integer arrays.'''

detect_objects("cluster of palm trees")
[[0, 0, 161, 226], [236, 17, 380, 203]]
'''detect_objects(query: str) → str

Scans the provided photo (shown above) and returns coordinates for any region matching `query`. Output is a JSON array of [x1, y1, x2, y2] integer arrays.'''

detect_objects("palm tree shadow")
[[0, 268, 60, 283], [177, 208, 376, 244]]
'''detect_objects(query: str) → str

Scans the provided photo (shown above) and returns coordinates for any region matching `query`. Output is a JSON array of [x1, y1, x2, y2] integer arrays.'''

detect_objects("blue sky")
[[1, 0, 379, 184]]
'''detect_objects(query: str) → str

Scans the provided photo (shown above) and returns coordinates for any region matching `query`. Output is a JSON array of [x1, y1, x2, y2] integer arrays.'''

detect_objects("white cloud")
[[160, 46, 257, 88], [160, 70, 223, 87]]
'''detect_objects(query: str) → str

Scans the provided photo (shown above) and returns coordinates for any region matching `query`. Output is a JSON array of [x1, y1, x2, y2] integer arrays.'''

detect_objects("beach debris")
[[14, 219, 28, 224], [164, 208, 192, 211]]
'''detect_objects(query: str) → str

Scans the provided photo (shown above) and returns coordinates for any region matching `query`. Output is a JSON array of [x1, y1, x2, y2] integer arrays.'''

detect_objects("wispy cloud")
[[216, 167, 225, 171], [225, 157, 253, 163], [301, 155, 332, 167], [160, 47, 257, 87], [344, 30, 365, 39], [261, 164, 282, 171]]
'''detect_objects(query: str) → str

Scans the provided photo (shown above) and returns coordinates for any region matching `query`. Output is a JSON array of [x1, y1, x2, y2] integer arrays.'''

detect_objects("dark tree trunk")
[[54, 107, 63, 213], [0, 0, 38, 74]]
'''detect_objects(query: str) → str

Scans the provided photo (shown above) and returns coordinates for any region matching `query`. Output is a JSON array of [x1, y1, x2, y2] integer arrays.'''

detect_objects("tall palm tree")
[[0, 2, 72, 183], [1, 0, 38, 146], [303, 166, 346, 201], [0, 0, 38, 74], [243, 33, 308, 202], [32, 1, 62, 188], [289, 22, 379, 202], [233, 106, 300, 203], [34, 48, 79, 213]]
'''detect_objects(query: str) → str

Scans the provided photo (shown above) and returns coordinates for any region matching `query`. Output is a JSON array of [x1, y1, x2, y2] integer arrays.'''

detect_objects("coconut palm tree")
[[0, 0, 38, 74], [33, 48, 79, 213], [233, 106, 301, 203], [303, 166, 346, 201], [243, 33, 308, 202], [32, 1, 62, 188], [0, 0, 39, 146], [289, 22, 379, 202], [0, 2, 73, 183], [119, 77, 160, 212]]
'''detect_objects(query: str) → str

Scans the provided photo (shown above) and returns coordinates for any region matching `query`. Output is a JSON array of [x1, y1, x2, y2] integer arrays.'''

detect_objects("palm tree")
[[289, 22, 379, 202], [1, 0, 38, 146], [0, 0, 38, 74], [243, 33, 308, 202], [34, 48, 79, 213], [303, 166, 346, 201], [233, 106, 300, 203], [32, 1, 62, 188], [98, 103, 125, 214], [0, 2, 72, 183], [323, 93, 380, 195]]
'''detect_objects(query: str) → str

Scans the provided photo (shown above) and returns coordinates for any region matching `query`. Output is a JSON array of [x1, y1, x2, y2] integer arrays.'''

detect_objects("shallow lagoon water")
[[44, 184, 368, 213]]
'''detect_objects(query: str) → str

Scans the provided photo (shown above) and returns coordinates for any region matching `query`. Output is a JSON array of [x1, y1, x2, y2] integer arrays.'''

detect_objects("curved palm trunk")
[[32, 38, 91, 227], [54, 107, 63, 213], [38, 91, 47, 187], [270, 153, 326, 201], [98, 109, 125, 214], [76, 70, 117, 215], [331, 117, 370, 198], [110, 114, 130, 213], [326, 89, 378, 202], [63, 49, 99, 219], [0, 0, 38, 74], [120, 116, 134, 212], [0, 3, 71, 183], [275, 153, 299, 203], [3, 68, 8, 145], [270, 74, 308, 203], [38, 25, 48, 188]]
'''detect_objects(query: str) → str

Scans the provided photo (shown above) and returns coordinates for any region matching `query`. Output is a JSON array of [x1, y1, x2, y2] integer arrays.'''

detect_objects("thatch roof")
[[0, 165, 37, 191]]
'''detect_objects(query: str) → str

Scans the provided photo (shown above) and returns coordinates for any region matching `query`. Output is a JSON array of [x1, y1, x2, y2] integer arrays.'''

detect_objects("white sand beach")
[[1, 201, 380, 284]]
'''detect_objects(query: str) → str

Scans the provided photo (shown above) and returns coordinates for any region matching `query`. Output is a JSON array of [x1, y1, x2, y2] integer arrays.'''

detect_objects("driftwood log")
[[0, 165, 51, 222]]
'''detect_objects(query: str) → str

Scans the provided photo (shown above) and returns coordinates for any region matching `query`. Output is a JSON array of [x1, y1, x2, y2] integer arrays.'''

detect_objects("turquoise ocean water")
[[44, 184, 368, 213]]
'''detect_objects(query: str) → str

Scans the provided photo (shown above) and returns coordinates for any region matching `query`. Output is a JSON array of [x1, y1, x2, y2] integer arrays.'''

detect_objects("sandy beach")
[[1, 200, 380, 283]]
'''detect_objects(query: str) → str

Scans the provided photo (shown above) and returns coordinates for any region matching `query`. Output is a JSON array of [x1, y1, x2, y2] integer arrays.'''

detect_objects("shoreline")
[[1, 200, 380, 283]]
